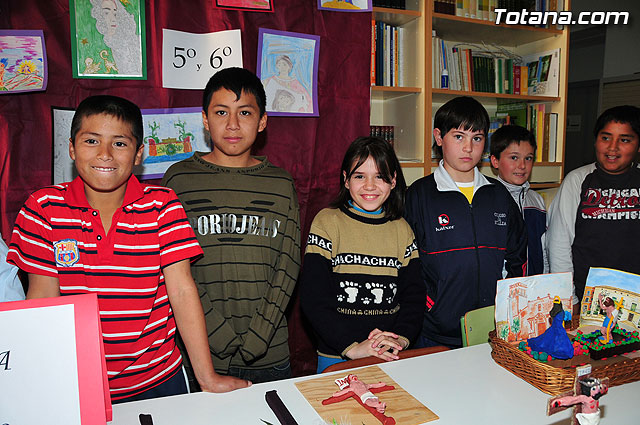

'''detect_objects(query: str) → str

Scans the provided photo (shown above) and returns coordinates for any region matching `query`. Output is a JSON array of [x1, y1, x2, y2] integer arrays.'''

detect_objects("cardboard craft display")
[[296, 365, 438, 425]]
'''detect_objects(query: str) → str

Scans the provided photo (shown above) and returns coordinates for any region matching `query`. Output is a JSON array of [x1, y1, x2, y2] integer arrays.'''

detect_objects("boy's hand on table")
[[201, 374, 252, 393]]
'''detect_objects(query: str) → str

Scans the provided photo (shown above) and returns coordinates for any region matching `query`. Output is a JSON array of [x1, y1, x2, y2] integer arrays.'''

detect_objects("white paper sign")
[[162, 28, 243, 90], [0, 304, 81, 425]]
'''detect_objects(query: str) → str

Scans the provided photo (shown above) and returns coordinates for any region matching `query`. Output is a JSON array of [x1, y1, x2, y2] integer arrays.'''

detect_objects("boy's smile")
[[491, 141, 535, 186], [435, 126, 485, 182], [202, 88, 267, 167], [595, 121, 639, 175], [69, 113, 142, 207]]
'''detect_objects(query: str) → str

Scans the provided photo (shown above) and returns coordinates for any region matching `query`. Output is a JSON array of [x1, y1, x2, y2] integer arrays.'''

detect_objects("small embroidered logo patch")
[[54, 239, 80, 267]]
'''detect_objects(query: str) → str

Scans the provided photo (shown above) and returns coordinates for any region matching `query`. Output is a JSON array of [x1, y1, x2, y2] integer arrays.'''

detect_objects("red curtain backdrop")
[[0, 0, 371, 376]]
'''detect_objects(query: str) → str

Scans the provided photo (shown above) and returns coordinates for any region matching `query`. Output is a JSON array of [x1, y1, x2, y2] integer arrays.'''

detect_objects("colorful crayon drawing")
[[70, 0, 146, 79], [53, 107, 210, 184], [318, 0, 372, 11], [495, 272, 573, 343], [215, 0, 273, 11], [257, 29, 320, 117], [579, 268, 640, 332], [0, 30, 48, 94]]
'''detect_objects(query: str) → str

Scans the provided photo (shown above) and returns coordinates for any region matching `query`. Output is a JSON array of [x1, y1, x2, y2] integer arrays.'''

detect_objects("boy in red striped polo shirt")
[[7, 95, 249, 402]]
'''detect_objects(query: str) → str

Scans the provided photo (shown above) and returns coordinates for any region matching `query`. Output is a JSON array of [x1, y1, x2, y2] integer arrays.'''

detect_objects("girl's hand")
[[368, 328, 407, 355], [345, 339, 399, 362]]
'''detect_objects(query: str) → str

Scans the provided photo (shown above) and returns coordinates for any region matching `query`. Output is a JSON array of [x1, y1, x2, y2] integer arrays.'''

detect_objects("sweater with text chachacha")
[[300, 206, 425, 358]]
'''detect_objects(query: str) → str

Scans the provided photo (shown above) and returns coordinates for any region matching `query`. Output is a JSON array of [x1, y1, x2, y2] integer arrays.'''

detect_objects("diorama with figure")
[[491, 268, 640, 395]]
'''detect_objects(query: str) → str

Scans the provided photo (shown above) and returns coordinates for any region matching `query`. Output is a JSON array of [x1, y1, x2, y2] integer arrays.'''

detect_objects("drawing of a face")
[[102, 0, 118, 37], [273, 90, 295, 112], [275, 55, 293, 76]]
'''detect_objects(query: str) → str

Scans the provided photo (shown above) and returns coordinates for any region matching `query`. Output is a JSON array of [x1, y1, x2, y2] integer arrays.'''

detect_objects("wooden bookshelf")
[[432, 12, 562, 46], [432, 88, 560, 102], [369, 1, 570, 186], [374, 7, 421, 26], [426, 1, 570, 186], [370, 0, 426, 182]]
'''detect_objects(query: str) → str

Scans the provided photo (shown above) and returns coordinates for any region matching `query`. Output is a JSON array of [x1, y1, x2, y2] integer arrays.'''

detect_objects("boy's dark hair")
[[593, 105, 640, 139], [331, 137, 407, 220], [432, 96, 490, 158], [70, 95, 143, 149], [490, 125, 536, 159], [202, 67, 266, 117]]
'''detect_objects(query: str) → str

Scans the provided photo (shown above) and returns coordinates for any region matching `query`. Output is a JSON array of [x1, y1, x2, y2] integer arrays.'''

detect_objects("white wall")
[[570, 0, 640, 80]]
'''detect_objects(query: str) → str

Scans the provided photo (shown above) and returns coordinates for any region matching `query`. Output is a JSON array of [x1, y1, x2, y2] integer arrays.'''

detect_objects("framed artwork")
[[257, 28, 320, 117], [52, 106, 210, 183], [70, 0, 146, 79], [214, 0, 274, 12], [0, 30, 48, 93], [318, 0, 372, 12]]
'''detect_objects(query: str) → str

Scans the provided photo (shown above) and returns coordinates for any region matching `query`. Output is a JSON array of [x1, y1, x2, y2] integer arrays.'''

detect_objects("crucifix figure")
[[322, 374, 396, 425], [547, 367, 609, 425]]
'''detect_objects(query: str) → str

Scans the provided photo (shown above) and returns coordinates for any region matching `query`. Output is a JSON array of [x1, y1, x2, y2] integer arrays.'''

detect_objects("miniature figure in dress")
[[527, 296, 574, 359], [598, 293, 618, 343], [553, 377, 608, 425]]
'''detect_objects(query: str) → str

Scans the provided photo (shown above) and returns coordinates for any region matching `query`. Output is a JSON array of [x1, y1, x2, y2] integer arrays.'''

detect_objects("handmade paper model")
[[322, 374, 396, 425], [527, 295, 574, 359], [548, 368, 609, 425], [597, 292, 621, 343]]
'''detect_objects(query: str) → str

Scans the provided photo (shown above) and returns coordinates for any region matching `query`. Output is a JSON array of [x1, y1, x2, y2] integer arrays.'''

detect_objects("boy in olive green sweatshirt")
[[162, 68, 300, 384]]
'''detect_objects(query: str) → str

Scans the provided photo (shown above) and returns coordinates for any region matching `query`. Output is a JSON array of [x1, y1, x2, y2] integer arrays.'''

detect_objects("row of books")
[[432, 35, 560, 97], [371, 20, 405, 87], [480, 102, 559, 163], [370, 125, 395, 147], [435, 0, 565, 27], [372, 0, 406, 9]]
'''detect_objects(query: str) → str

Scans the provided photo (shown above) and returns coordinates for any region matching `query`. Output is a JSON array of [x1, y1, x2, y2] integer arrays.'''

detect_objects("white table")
[[110, 344, 640, 425]]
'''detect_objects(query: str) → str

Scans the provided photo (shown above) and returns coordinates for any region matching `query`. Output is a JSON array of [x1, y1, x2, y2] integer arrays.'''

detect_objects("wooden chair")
[[460, 305, 495, 347], [321, 345, 450, 373]]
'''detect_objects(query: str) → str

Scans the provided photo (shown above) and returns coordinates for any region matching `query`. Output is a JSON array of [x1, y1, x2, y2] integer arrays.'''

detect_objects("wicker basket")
[[489, 330, 640, 395]]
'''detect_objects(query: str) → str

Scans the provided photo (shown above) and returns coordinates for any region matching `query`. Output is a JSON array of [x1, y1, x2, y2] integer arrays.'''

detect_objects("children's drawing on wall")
[[70, 0, 146, 79], [495, 272, 573, 343], [257, 28, 320, 117], [0, 30, 47, 94], [137, 107, 211, 179], [214, 0, 274, 12], [579, 268, 640, 333], [53, 107, 209, 184], [318, 0, 372, 12], [52, 108, 77, 185]]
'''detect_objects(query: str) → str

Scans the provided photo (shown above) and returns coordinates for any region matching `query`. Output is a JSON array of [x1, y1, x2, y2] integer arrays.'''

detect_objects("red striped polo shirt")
[[7, 175, 203, 401]]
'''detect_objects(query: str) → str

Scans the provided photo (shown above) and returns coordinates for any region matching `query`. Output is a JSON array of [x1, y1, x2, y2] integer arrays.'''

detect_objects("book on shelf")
[[434, 0, 456, 15], [523, 48, 560, 97], [453, 0, 563, 27], [547, 112, 558, 162], [370, 125, 395, 147], [373, 0, 406, 9], [371, 20, 406, 87], [370, 20, 376, 86], [431, 38, 556, 99], [483, 113, 511, 162]]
